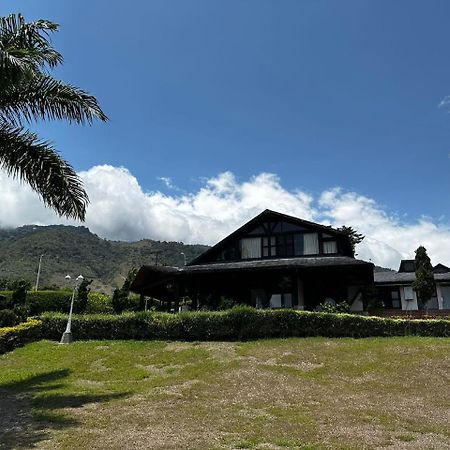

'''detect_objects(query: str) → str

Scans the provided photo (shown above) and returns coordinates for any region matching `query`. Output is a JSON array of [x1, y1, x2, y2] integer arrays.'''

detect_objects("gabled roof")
[[189, 209, 349, 265], [433, 263, 450, 273]]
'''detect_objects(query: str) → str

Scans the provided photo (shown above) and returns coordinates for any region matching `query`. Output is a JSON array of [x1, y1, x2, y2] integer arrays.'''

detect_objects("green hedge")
[[0, 319, 42, 354], [0, 290, 117, 315], [0, 290, 72, 315], [40, 307, 450, 341]]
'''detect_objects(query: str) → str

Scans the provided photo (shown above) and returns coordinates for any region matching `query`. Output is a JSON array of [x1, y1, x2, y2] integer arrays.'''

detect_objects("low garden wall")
[[1, 308, 449, 355]]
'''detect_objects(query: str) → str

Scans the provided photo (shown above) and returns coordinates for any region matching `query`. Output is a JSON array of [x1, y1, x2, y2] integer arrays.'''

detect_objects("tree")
[[336, 226, 365, 257], [76, 278, 92, 313], [412, 246, 435, 309], [0, 14, 107, 220], [112, 268, 138, 313]]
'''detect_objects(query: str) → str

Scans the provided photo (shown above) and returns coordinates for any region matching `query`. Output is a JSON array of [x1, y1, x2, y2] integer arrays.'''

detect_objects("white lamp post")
[[180, 252, 187, 266], [60, 274, 84, 344], [35, 254, 44, 291]]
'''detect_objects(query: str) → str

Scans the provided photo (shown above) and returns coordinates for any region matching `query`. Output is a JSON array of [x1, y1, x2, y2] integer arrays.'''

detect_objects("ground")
[[0, 338, 449, 450]]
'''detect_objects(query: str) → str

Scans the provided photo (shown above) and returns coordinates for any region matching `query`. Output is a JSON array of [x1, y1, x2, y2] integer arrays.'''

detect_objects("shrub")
[[85, 292, 114, 314], [318, 301, 351, 314], [75, 279, 93, 314], [0, 319, 42, 354], [112, 288, 127, 313], [26, 290, 72, 315], [39, 308, 450, 342], [0, 309, 19, 327], [11, 281, 27, 306]]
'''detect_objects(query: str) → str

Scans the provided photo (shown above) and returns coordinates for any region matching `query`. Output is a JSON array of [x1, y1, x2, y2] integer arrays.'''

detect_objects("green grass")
[[0, 337, 449, 449]]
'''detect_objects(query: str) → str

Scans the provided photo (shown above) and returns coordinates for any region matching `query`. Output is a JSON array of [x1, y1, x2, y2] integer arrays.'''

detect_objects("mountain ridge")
[[0, 225, 209, 293]]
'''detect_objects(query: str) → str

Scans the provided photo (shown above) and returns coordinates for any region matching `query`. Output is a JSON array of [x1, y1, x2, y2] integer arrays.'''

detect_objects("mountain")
[[0, 225, 209, 293]]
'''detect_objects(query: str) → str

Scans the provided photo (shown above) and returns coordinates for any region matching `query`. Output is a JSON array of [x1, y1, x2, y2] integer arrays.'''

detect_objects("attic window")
[[240, 237, 261, 259], [293, 233, 319, 255]]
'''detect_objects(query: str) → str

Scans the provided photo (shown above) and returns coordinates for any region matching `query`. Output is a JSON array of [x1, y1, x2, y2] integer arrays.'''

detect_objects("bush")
[[0, 319, 42, 354], [39, 308, 450, 342], [318, 301, 351, 314], [0, 309, 19, 327], [85, 292, 114, 314], [75, 279, 93, 314], [26, 290, 72, 315]]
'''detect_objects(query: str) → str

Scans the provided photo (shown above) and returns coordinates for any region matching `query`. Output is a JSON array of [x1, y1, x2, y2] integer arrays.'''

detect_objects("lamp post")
[[60, 274, 84, 344], [35, 254, 44, 291], [180, 252, 187, 266]]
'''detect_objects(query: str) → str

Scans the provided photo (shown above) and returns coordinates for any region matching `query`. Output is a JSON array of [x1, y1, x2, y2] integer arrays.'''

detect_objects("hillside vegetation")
[[0, 225, 208, 293]]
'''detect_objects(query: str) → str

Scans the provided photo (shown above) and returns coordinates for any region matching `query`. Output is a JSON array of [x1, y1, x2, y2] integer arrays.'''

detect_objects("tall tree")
[[412, 246, 435, 309], [76, 278, 92, 313], [336, 226, 365, 257], [0, 14, 107, 220]]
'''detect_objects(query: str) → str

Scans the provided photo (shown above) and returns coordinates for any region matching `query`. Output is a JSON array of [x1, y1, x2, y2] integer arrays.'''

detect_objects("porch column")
[[296, 272, 305, 310], [436, 284, 444, 310]]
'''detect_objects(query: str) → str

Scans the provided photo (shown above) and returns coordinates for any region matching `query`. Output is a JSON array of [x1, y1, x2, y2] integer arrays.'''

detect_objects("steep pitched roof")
[[189, 209, 349, 265], [433, 263, 450, 273]]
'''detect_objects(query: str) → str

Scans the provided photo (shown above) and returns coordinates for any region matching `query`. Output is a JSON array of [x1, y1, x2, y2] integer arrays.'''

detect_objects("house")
[[130, 209, 374, 311], [374, 260, 450, 311]]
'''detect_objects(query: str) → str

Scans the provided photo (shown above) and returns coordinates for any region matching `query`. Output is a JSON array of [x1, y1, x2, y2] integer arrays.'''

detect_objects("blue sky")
[[2, 1, 450, 264]]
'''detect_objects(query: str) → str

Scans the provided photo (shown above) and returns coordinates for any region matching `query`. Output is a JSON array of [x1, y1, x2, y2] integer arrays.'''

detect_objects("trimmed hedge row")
[[40, 307, 450, 341], [0, 319, 42, 354]]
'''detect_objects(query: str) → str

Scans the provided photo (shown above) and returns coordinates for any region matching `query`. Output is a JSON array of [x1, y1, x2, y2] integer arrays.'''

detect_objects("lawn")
[[0, 338, 449, 450]]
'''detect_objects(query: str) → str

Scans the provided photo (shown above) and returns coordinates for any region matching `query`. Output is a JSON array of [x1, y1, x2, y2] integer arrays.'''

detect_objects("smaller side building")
[[374, 260, 450, 312]]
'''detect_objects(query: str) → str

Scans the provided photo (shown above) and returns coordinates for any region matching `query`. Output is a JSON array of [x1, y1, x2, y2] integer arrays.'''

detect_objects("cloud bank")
[[1, 165, 450, 270]]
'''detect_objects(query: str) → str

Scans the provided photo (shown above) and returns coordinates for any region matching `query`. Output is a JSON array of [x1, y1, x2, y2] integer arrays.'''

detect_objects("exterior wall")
[[399, 285, 419, 311], [348, 285, 364, 312]]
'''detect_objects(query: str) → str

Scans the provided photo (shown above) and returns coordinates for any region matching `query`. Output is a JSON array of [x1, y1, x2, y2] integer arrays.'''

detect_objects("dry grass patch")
[[0, 337, 449, 449]]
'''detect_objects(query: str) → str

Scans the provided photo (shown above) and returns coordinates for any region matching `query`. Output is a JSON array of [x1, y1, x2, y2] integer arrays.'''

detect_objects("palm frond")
[[0, 122, 89, 220], [0, 75, 108, 125], [0, 13, 62, 73]]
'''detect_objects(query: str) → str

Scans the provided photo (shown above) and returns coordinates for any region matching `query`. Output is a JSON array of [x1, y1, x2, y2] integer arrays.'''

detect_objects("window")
[[404, 286, 414, 300], [293, 233, 319, 255], [262, 236, 276, 257], [240, 237, 261, 259], [270, 294, 282, 308], [323, 240, 337, 254], [277, 234, 294, 257], [303, 233, 319, 255], [391, 290, 401, 309], [269, 293, 293, 308]]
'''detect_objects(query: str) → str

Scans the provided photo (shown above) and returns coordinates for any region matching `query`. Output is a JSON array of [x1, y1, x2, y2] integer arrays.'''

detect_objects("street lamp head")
[[65, 275, 71, 280], [76, 275, 84, 281]]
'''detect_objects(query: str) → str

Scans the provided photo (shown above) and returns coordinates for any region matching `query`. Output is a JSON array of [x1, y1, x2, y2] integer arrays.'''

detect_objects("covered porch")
[[131, 257, 374, 311]]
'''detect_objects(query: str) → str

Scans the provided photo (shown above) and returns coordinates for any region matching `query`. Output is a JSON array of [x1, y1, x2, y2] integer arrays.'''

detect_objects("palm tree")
[[0, 13, 107, 220]]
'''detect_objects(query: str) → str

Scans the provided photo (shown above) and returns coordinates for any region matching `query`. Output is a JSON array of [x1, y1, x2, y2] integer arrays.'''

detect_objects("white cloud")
[[1, 165, 450, 270], [439, 95, 450, 109]]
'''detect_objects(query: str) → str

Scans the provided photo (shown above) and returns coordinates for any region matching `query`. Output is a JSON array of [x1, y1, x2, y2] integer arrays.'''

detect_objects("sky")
[[1, 1, 450, 269]]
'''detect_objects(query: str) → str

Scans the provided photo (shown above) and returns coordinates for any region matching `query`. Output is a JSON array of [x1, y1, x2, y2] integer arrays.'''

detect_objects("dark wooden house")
[[130, 210, 374, 310]]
